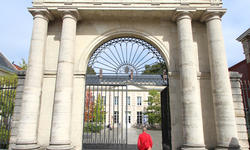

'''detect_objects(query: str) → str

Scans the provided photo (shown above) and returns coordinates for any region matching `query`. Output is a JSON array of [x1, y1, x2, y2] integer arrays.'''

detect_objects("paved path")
[[128, 128, 162, 150], [83, 127, 162, 150]]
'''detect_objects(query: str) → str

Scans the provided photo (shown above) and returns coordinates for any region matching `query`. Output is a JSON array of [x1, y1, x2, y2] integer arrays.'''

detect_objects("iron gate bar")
[[2, 79, 10, 147], [117, 86, 119, 144], [125, 85, 128, 145], [95, 85, 98, 143], [103, 86, 106, 143], [8, 81, 15, 145], [108, 86, 111, 143], [121, 86, 123, 144], [112, 86, 115, 143], [100, 85, 103, 143], [90, 85, 95, 143]]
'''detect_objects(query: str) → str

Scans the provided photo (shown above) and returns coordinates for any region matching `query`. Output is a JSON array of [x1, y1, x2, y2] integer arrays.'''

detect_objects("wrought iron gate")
[[82, 74, 168, 149], [0, 76, 17, 149], [82, 75, 129, 149]]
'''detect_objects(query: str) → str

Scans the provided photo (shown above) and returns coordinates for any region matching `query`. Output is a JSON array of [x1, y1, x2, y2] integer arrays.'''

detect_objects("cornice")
[[28, 8, 54, 20], [236, 28, 250, 42], [172, 8, 196, 21], [32, 0, 223, 9], [58, 8, 81, 21], [200, 8, 226, 22]]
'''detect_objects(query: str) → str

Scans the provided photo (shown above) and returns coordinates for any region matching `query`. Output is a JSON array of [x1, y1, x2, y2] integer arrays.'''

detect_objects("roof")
[[229, 59, 246, 70], [236, 28, 250, 42], [0, 52, 17, 74], [12, 63, 23, 71], [86, 74, 168, 86]]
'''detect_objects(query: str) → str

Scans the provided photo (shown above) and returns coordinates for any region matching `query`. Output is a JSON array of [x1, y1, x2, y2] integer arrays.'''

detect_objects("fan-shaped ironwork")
[[88, 37, 165, 74]]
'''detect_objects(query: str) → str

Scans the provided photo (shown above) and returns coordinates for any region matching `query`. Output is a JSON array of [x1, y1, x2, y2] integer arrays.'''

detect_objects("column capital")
[[172, 8, 196, 22], [58, 9, 81, 21], [28, 8, 54, 21], [200, 9, 226, 22]]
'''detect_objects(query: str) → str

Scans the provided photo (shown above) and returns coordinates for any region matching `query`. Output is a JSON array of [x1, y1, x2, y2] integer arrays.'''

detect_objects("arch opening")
[[87, 37, 166, 74], [82, 36, 171, 150]]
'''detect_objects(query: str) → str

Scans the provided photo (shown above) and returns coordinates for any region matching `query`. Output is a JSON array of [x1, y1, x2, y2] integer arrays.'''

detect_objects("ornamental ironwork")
[[88, 37, 165, 74]]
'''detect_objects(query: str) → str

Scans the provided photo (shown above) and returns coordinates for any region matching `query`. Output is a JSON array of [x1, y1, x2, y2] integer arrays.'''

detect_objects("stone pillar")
[[175, 11, 206, 150], [47, 10, 79, 150], [202, 12, 240, 149], [13, 9, 52, 150]]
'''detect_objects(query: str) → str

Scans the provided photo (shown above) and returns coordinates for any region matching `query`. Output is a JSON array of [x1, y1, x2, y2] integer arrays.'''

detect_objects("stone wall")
[[9, 72, 250, 149], [9, 72, 25, 150], [231, 72, 249, 150]]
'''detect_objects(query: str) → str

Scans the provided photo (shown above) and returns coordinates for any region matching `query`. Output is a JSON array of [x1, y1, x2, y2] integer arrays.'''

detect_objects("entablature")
[[32, 0, 222, 9]]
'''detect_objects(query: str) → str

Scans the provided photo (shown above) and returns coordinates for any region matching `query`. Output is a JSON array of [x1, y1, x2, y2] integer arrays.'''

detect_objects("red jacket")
[[137, 131, 153, 150]]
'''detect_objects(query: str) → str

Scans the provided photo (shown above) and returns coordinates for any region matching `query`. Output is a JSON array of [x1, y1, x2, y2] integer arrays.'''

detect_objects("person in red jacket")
[[137, 127, 153, 150]]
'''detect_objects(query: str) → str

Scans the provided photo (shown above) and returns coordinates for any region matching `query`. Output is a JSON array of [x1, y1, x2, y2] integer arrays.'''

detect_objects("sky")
[[0, 0, 249, 67]]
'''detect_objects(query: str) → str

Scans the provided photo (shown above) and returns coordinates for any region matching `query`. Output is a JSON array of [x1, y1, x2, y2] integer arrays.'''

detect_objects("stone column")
[[202, 12, 240, 149], [175, 11, 206, 149], [13, 9, 52, 150], [47, 10, 79, 150]]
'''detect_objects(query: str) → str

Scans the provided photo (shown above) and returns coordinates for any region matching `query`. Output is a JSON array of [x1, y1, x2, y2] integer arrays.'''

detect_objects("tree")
[[84, 90, 94, 122], [142, 62, 167, 74], [144, 90, 161, 126], [93, 94, 105, 123], [18, 58, 28, 70], [84, 92, 105, 133], [87, 66, 96, 74]]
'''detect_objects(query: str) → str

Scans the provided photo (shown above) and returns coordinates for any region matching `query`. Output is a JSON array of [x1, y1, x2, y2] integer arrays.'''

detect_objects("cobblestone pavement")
[[128, 128, 162, 150]]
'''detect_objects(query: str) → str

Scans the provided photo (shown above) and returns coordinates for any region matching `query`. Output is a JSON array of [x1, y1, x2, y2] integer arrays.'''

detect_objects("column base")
[[181, 144, 207, 150], [46, 144, 74, 150], [12, 144, 40, 150]]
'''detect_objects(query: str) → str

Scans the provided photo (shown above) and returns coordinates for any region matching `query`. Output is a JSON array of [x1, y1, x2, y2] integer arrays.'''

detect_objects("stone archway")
[[10, 1, 248, 150]]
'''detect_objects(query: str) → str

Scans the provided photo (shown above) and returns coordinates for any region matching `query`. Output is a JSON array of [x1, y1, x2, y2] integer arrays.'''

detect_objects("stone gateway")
[[9, 0, 249, 150]]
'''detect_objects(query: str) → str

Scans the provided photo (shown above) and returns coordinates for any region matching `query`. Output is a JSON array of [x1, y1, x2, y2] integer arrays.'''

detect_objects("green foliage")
[[144, 90, 161, 125], [87, 66, 96, 74], [93, 94, 105, 123], [0, 127, 10, 142], [84, 123, 103, 133], [0, 75, 17, 148], [0, 127, 10, 149], [18, 58, 27, 70], [142, 62, 167, 74], [0, 75, 17, 118]]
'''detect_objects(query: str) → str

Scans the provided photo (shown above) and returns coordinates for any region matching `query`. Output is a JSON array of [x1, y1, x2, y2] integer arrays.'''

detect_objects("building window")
[[114, 111, 119, 124], [126, 111, 131, 123], [137, 111, 142, 124], [137, 96, 142, 106], [148, 96, 151, 106], [127, 96, 130, 105], [114, 96, 119, 105], [102, 96, 106, 105]]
